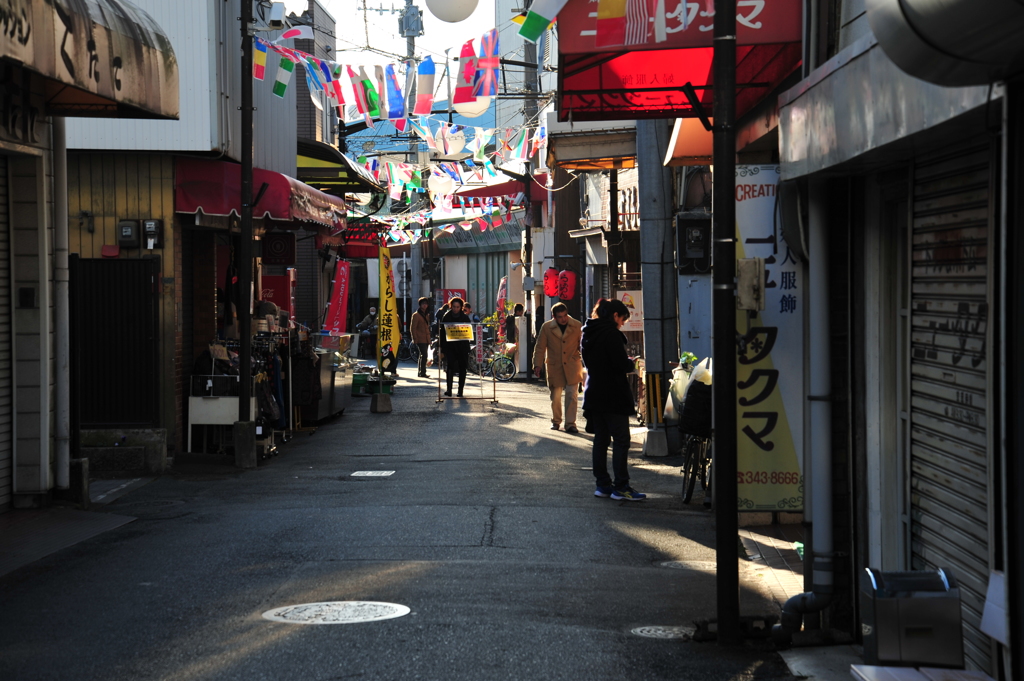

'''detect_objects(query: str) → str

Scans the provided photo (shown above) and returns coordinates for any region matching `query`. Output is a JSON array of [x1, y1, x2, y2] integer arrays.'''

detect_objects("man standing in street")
[[533, 303, 584, 432], [410, 297, 432, 377], [505, 303, 524, 373]]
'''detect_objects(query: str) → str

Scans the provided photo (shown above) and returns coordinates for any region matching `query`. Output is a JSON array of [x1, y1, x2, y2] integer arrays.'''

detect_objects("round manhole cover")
[[631, 625, 695, 640], [262, 601, 410, 625]]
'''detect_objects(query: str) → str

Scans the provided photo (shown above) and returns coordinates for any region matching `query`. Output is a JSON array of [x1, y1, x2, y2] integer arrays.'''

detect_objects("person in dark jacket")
[[439, 297, 471, 397], [581, 298, 646, 501]]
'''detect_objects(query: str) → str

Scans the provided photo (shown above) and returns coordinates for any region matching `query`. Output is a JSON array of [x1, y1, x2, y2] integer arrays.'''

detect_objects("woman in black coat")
[[439, 297, 471, 397], [581, 298, 646, 501]]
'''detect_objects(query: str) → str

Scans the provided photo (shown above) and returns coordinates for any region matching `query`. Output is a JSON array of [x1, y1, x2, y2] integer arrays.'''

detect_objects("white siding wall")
[[67, 1, 297, 176]]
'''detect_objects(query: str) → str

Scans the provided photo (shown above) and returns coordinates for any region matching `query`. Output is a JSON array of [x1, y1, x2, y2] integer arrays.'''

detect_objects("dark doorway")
[[70, 256, 160, 428]]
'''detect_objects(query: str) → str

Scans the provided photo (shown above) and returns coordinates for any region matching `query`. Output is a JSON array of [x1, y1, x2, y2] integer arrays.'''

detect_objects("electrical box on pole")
[[675, 212, 712, 273]]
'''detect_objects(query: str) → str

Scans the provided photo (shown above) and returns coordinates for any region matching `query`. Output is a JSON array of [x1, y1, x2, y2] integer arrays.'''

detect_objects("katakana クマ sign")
[[377, 246, 401, 372], [735, 165, 804, 511]]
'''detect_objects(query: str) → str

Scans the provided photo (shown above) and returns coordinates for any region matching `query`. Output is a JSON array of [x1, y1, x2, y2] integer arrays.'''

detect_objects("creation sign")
[[734, 165, 804, 511]]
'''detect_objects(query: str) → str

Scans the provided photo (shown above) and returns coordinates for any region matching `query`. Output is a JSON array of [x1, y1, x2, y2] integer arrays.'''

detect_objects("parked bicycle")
[[396, 330, 420, 363], [681, 433, 713, 506]]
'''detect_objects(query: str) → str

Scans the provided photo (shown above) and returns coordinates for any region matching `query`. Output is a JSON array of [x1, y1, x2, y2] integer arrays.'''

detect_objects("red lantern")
[[558, 270, 577, 301], [543, 267, 560, 297]]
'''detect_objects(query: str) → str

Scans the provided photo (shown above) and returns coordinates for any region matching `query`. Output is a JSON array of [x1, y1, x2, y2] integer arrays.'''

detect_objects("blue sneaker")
[[594, 485, 614, 498], [611, 486, 647, 501]]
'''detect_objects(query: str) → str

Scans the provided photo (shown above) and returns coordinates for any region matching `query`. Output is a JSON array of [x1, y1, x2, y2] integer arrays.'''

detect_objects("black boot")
[[457, 375, 466, 397]]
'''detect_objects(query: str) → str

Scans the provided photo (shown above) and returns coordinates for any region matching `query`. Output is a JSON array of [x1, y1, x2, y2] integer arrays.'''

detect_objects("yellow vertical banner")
[[378, 246, 401, 373], [735, 166, 804, 511]]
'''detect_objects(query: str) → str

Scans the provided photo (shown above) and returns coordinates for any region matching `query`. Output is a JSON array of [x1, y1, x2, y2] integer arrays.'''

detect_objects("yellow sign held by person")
[[444, 323, 474, 341], [377, 246, 402, 373]]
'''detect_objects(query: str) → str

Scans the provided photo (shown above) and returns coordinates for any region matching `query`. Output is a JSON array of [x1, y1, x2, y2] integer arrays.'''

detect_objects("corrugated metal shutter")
[[0, 157, 11, 512], [909, 143, 993, 672]]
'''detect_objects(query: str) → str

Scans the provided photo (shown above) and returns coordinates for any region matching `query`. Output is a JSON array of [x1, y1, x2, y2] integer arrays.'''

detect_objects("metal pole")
[[234, 0, 256, 467], [608, 169, 619, 294], [523, 1, 538, 379], [713, 0, 739, 644]]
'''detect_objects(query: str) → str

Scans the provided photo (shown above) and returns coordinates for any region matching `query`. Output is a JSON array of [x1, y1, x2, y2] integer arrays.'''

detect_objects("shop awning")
[[1, 0, 179, 119], [547, 114, 636, 170], [664, 118, 715, 166], [297, 138, 384, 195], [555, 0, 801, 122], [174, 158, 347, 233]]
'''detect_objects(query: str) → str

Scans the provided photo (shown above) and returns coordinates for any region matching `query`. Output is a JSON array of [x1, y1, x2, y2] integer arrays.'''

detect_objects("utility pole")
[[522, 0, 539, 379], [234, 0, 256, 468], [713, 0, 740, 644]]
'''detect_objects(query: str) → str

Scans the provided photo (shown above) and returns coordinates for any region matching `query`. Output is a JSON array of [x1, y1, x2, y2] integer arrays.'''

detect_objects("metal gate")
[[0, 157, 11, 511], [909, 142, 993, 671], [71, 257, 160, 428]]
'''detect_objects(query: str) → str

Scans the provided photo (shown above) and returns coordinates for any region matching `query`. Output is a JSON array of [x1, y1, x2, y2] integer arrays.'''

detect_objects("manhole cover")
[[660, 561, 718, 571], [631, 625, 695, 639], [350, 471, 395, 477], [262, 601, 410, 624]]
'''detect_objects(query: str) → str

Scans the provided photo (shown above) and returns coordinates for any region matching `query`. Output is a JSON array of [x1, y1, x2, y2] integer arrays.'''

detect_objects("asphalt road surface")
[[0, 364, 793, 681]]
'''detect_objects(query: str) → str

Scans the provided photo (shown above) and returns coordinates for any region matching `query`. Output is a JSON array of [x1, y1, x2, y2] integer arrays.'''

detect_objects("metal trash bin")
[[860, 567, 963, 668]]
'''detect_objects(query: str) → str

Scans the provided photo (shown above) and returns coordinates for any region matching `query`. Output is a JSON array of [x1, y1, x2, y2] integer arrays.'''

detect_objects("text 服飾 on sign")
[[734, 165, 804, 512]]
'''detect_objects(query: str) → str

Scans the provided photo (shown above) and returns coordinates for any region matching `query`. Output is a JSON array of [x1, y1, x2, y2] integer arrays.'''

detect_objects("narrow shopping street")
[[0, 366, 790, 681]]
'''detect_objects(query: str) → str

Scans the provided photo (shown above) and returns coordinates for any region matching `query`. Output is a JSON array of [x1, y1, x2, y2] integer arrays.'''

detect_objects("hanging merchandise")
[[543, 267, 559, 297], [414, 56, 436, 115], [558, 270, 577, 301], [473, 29, 500, 97]]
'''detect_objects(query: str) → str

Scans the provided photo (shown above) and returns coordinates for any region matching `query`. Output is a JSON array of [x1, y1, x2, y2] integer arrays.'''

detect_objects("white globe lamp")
[[427, 173, 455, 196], [445, 129, 466, 154], [424, 0, 478, 23], [453, 95, 491, 118]]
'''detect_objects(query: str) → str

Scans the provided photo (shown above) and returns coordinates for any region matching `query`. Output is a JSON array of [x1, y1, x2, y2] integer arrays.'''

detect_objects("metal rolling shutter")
[[0, 157, 11, 512], [909, 143, 993, 672]]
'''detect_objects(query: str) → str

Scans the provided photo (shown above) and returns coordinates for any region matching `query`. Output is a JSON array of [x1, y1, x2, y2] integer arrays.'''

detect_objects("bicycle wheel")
[[397, 342, 411, 361], [467, 353, 479, 374], [492, 356, 516, 381], [681, 436, 701, 504], [409, 342, 420, 363]]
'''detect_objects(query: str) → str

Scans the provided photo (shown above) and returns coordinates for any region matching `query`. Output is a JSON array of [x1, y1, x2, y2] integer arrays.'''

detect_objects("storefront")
[[1, 0, 178, 509]]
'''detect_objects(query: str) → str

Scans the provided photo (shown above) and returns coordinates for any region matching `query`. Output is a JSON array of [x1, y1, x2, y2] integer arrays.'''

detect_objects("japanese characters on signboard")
[[378, 247, 401, 372], [435, 289, 467, 310], [735, 165, 804, 511], [558, 0, 803, 54], [616, 290, 644, 332], [324, 260, 350, 336]]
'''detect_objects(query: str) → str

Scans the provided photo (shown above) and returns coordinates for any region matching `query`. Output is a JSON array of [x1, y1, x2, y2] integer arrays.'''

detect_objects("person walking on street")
[[439, 297, 471, 397], [581, 298, 646, 501], [505, 303, 524, 373], [533, 302, 584, 432], [410, 297, 432, 377]]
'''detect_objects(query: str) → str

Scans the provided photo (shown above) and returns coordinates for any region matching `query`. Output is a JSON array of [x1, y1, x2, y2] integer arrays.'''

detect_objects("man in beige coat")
[[533, 302, 585, 432]]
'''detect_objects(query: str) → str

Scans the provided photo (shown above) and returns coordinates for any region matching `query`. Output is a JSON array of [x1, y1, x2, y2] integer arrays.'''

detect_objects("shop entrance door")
[[70, 257, 160, 427]]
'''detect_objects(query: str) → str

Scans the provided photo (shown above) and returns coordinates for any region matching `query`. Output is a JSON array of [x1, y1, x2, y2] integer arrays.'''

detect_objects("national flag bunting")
[[473, 29, 499, 97], [253, 38, 268, 80], [414, 57, 435, 116], [275, 26, 315, 42], [384, 64, 406, 120], [452, 40, 477, 104], [272, 55, 295, 97], [517, 0, 566, 43]]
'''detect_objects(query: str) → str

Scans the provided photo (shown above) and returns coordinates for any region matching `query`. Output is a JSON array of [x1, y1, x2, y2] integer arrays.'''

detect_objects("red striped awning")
[[174, 158, 347, 233]]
